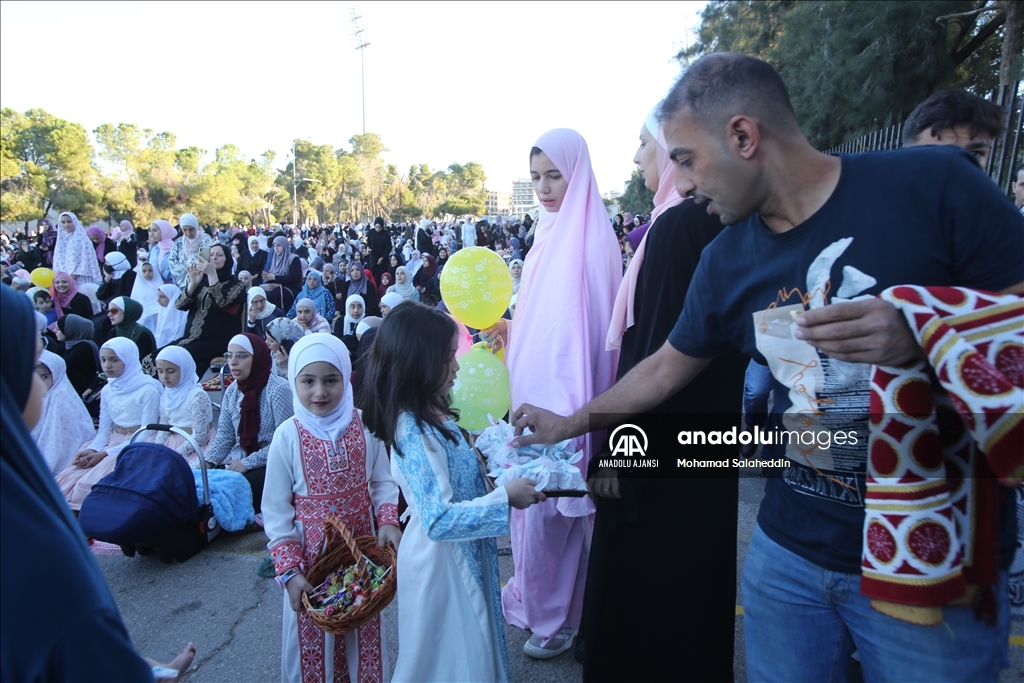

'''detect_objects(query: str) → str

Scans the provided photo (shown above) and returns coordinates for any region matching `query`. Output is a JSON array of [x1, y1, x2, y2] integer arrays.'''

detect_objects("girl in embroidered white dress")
[[263, 334, 401, 683], [154, 346, 214, 467], [54, 337, 162, 510], [357, 303, 546, 683]]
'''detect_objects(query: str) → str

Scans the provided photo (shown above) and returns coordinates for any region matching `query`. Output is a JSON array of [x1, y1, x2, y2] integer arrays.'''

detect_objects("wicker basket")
[[300, 516, 396, 636]]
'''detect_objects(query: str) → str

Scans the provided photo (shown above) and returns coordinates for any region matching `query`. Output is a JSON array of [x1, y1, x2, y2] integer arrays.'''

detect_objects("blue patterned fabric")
[[394, 414, 510, 679]]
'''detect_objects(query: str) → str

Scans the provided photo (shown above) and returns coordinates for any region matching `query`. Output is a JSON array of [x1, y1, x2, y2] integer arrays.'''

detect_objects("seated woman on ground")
[[265, 317, 304, 378], [294, 298, 330, 335], [30, 350, 96, 475], [246, 286, 284, 339], [202, 334, 293, 513], [154, 346, 215, 468], [106, 296, 157, 363], [55, 337, 162, 511]]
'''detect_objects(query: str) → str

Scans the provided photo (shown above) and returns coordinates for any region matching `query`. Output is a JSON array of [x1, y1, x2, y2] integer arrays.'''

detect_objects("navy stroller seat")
[[79, 426, 219, 563]]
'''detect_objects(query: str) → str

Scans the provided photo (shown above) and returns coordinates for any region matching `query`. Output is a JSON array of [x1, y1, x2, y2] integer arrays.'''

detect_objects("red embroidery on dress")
[[291, 415, 384, 683], [270, 540, 303, 575], [377, 502, 399, 528]]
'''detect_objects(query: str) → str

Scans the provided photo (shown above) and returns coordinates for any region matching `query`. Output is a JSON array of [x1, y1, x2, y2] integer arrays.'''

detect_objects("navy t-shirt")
[[668, 146, 1024, 573]]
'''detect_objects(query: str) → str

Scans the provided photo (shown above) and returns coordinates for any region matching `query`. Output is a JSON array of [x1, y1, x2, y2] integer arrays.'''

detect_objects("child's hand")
[[479, 319, 507, 354], [378, 524, 402, 551], [286, 574, 314, 612], [505, 478, 547, 509]]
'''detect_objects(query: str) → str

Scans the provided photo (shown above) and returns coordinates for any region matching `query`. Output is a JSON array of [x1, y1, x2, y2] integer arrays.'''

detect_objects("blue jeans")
[[743, 359, 773, 431], [743, 525, 1011, 682]]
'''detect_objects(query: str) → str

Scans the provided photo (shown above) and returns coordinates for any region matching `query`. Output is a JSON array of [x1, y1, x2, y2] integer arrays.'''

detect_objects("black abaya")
[[581, 199, 748, 682]]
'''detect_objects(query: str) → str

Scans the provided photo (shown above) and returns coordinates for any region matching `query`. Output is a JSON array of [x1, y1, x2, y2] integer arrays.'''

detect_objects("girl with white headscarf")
[[153, 346, 215, 467], [154, 284, 189, 348], [53, 212, 103, 285], [509, 258, 524, 295], [130, 260, 163, 331], [55, 337, 163, 510], [340, 294, 366, 336], [97, 251, 137, 306], [30, 350, 96, 475], [262, 333, 400, 683], [246, 285, 284, 339]]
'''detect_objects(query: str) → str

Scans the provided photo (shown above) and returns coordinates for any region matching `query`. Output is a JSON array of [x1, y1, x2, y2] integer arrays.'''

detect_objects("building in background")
[[511, 179, 537, 220], [486, 189, 512, 217]]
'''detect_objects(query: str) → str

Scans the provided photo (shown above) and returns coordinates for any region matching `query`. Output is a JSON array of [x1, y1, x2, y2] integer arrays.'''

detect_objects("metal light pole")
[[291, 138, 319, 227], [350, 6, 370, 134]]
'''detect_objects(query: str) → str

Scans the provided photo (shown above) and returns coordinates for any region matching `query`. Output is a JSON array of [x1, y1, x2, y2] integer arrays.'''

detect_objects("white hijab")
[[53, 211, 103, 284], [30, 350, 96, 474], [287, 334, 354, 443], [248, 286, 277, 320], [131, 261, 163, 324], [100, 337, 163, 398], [105, 251, 131, 280], [155, 345, 200, 414], [343, 294, 365, 336], [155, 284, 188, 347]]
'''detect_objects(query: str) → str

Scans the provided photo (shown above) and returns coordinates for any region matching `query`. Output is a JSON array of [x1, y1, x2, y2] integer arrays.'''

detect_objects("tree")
[[1, 108, 100, 224], [683, 1, 1007, 149], [618, 170, 654, 216]]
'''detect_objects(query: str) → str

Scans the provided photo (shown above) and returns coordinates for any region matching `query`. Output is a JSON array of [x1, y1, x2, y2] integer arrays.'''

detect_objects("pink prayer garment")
[[502, 128, 622, 647]]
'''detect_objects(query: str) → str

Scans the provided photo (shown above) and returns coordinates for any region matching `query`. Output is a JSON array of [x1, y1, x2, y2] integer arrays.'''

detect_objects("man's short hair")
[[658, 52, 801, 137], [902, 90, 1003, 145]]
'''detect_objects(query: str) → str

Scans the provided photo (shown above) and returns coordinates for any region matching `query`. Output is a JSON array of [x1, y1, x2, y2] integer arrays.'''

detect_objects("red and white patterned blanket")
[[863, 286, 1023, 624]]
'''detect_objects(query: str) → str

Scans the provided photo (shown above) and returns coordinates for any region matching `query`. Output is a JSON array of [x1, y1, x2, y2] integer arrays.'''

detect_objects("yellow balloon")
[[30, 267, 55, 288], [440, 247, 513, 330], [471, 340, 504, 363], [451, 348, 511, 431]]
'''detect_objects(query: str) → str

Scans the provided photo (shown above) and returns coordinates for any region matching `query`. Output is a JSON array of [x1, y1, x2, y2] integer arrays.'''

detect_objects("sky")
[[0, 1, 705, 194]]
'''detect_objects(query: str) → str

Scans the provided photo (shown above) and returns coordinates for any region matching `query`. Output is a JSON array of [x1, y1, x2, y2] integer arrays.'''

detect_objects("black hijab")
[[0, 285, 151, 681]]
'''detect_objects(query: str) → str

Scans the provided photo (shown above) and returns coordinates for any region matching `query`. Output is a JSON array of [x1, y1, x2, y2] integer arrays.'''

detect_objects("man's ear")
[[726, 115, 760, 160]]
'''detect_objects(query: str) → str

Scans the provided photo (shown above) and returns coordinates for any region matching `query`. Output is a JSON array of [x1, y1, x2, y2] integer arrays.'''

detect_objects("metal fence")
[[825, 81, 1023, 198]]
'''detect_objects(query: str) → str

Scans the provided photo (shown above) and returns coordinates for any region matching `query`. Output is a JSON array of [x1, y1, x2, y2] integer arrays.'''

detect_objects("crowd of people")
[[2, 52, 1023, 683]]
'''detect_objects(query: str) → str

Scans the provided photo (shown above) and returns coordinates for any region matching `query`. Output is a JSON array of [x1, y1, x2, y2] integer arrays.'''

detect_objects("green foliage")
[[618, 170, 654, 216], [3, 107, 491, 227], [682, 0, 1005, 149]]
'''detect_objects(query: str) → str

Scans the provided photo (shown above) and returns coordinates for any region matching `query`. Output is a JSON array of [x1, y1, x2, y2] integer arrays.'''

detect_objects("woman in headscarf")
[[97, 251, 136, 307], [153, 346, 214, 467], [131, 260, 163, 330], [49, 271, 93, 322], [36, 218, 59, 268], [154, 284, 188, 348], [147, 220, 177, 285], [285, 269, 335, 321], [265, 317, 304, 378], [332, 293, 366, 354], [168, 213, 214, 290], [86, 226, 116, 273], [293, 298, 331, 335], [378, 291, 405, 317], [106, 296, 157, 362], [585, 110, 747, 682], [30, 350, 96, 475], [245, 285, 284, 339], [386, 265, 419, 303], [156, 242, 247, 378], [321, 263, 344, 311], [415, 218, 434, 255], [55, 337, 163, 510], [54, 314, 101, 398], [345, 260, 380, 317], [412, 254, 440, 307], [261, 235, 303, 309], [237, 270, 253, 291], [509, 258, 524, 295], [53, 212, 103, 284], [116, 220, 138, 269], [405, 250, 423, 279], [481, 129, 621, 660], [203, 333, 293, 513], [435, 246, 450, 278], [238, 234, 267, 285], [0, 285, 181, 682]]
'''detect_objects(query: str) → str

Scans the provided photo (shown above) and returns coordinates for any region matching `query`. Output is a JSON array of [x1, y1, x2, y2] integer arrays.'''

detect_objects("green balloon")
[[450, 348, 511, 431]]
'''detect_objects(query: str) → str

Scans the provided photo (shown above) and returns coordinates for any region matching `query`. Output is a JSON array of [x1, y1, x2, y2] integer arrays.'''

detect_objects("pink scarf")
[[50, 271, 79, 318], [606, 110, 684, 350], [153, 220, 176, 252], [506, 128, 621, 516]]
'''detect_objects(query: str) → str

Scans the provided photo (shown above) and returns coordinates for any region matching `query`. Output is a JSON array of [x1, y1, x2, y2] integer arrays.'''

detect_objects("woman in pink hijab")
[[483, 128, 621, 659]]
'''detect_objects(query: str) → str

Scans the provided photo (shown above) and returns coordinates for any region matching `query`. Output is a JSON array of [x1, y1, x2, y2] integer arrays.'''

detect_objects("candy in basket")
[[474, 417, 588, 496]]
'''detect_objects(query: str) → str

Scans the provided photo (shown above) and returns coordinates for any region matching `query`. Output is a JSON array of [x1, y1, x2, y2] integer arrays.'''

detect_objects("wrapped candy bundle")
[[475, 417, 588, 495]]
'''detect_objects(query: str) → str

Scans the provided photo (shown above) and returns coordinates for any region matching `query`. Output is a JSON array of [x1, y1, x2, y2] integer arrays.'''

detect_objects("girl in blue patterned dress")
[[358, 302, 546, 682]]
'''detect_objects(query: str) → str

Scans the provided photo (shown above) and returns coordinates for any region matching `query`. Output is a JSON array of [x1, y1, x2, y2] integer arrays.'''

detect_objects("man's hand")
[[794, 299, 924, 366], [510, 404, 571, 448], [588, 467, 621, 499]]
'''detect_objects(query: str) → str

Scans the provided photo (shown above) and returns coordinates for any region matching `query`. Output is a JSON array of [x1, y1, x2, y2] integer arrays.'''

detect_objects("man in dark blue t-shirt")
[[513, 54, 1024, 682]]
